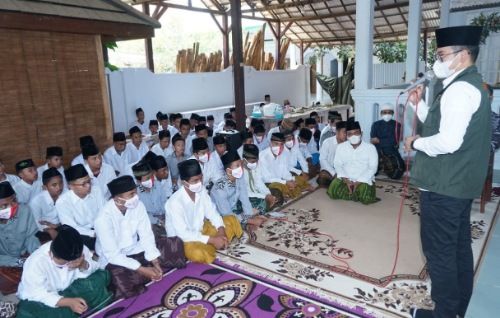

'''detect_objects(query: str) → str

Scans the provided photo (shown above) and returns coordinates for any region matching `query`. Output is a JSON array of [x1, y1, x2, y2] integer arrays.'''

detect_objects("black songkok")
[[46, 146, 63, 157], [149, 120, 158, 127], [107, 175, 136, 197], [336, 121, 347, 130], [132, 161, 152, 179], [82, 144, 99, 159], [213, 135, 226, 145], [51, 225, 83, 261], [435, 26, 482, 48], [65, 164, 88, 182], [159, 130, 170, 140], [113, 132, 126, 142], [150, 156, 168, 170], [15, 159, 35, 173], [0, 182, 15, 199], [192, 138, 209, 152], [42, 167, 62, 185], [271, 132, 285, 142], [346, 119, 361, 131], [221, 151, 240, 169], [129, 126, 141, 135], [305, 118, 316, 126], [243, 144, 259, 159], [178, 159, 202, 181], [79, 135, 95, 148], [195, 124, 208, 133]]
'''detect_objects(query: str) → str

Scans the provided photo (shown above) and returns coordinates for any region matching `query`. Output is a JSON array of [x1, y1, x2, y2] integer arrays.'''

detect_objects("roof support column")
[[222, 14, 230, 69], [274, 22, 282, 70], [353, 0, 374, 139], [142, 3, 154, 73], [230, 0, 246, 130], [440, 0, 451, 28], [405, 0, 422, 82], [300, 41, 304, 65]]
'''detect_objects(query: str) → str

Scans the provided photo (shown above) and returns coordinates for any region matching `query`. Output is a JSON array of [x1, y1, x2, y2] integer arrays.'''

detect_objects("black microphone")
[[399, 70, 435, 95]]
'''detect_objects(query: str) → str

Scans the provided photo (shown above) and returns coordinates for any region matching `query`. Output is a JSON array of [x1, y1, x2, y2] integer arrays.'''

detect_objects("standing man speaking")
[[405, 26, 491, 318]]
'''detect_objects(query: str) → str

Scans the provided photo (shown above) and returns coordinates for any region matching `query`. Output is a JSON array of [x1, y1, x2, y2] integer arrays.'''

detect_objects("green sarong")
[[16, 270, 112, 318], [327, 178, 377, 205]]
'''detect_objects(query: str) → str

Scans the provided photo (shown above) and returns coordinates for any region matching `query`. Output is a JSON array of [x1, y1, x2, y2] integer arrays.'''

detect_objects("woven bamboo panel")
[[0, 28, 112, 173]]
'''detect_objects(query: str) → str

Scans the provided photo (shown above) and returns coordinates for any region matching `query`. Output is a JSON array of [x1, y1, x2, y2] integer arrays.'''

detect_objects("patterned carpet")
[[89, 262, 363, 318], [217, 180, 499, 317]]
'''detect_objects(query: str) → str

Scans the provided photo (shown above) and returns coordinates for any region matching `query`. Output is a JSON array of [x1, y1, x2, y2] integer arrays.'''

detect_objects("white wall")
[[107, 65, 311, 132], [373, 62, 426, 88]]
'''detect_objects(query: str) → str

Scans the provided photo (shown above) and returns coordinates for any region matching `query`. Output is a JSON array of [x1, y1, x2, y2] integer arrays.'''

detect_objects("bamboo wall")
[[0, 29, 112, 173]]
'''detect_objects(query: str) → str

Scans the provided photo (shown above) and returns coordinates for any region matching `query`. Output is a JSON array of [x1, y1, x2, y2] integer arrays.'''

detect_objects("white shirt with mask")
[[259, 146, 294, 184], [320, 125, 336, 147], [243, 163, 271, 199], [334, 141, 378, 185], [14, 179, 42, 204], [126, 141, 149, 163], [84, 162, 116, 200], [285, 141, 309, 175], [29, 190, 60, 231], [137, 179, 166, 224], [411, 68, 482, 157], [56, 187, 105, 237], [103, 145, 132, 177], [95, 198, 160, 270], [320, 137, 340, 176], [17, 242, 99, 308], [165, 186, 224, 244]]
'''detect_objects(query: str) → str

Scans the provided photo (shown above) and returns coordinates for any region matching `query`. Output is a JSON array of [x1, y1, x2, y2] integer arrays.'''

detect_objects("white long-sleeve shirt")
[[56, 187, 105, 237], [412, 69, 482, 157], [84, 163, 116, 200], [188, 155, 221, 187], [151, 143, 174, 159], [259, 147, 293, 184], [286, 143, 309, 175], [17, 242, 99, 308], [129, 120, 150, 135], [165, 186, 224, 244], [103, 145, 132, 176], [71, 154, 84, 167], [0, 174, 20, 186], [334, 141, 378, 185], [126, 141, 149, 163], [253, 135, 270, 152], [37, 164, 67, 189], [14, 179, 42, 204], [29, 190, 60, 231], [243, 165, 271, 199], [95, 199, 160, 270], [320, 137, 340, 176]]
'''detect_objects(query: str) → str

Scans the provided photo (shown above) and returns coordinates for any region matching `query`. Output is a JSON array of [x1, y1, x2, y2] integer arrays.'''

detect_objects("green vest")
[[411, 66, 491, 199]]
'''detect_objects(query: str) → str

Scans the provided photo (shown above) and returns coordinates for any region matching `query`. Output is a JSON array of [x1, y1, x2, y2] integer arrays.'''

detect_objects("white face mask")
[[123, 194, 140, 209], [231, 166, 243, 179], [331, 125, 336, 133], [310, 128, 316, 134], [187, 181, 203, 193], [256, 136, 264, 143], [299, 142, 307, 147], [348, 135, 361, 145], [246, 161, 258, 170], [198, 153, 209, 163], [432, 54, 458, 79], [285, 140, 294, 149], [271, 146, 281, 156], [0, 204, 17, 220], [382, 114, 393, 122], [141, 178, 153, 189]]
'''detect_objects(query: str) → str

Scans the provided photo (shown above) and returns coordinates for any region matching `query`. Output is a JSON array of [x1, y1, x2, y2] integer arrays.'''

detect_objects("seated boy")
[[37, 146, 66, 188], [165, 159, 243, 264], [0, 182, 40, 268], [13, 159, 42, 204], [151, 130, 173, 159], [211, 151, 266, 227], [319, 111, 342, 147], [318, 121, 347, 187], [95, 176, 185, 299], [83, 144, 116, 199], [328, 120, 379, 205], [166, 134, 187, 189], [127, 126, 149, 163], [242, 144, 277, 212], [16, 225, 112, 317], [0, 159, 20, 186], [132, 160, 166, 226], [190, 138, 221, 188], [56, 164, 106, 250], [253, 125, 269, 151], [103, 132, 131, 177], [29, 168, 64, 241], [71, 136, 95, 167], [297, 128, 320, 178]]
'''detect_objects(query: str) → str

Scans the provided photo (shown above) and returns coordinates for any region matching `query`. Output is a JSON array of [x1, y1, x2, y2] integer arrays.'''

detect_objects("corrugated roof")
[[0, 0, 161, 28], [451, 0, 500, 11]]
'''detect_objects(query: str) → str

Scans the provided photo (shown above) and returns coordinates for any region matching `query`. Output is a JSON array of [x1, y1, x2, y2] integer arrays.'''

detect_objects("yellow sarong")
[[268, 175, 310, 200], [183, 215, 243, 264]]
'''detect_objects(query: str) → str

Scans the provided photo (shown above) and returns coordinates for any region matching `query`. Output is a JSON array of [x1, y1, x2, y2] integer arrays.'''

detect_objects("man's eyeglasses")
[[434, 50, 463, 62]]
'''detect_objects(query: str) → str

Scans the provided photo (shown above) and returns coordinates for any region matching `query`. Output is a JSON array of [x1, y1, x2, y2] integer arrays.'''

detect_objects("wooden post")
[[275, 22, 281, 70], [142, 3, 155, 73], [230, 0, 245, 130], [222, 14, 230, 69]]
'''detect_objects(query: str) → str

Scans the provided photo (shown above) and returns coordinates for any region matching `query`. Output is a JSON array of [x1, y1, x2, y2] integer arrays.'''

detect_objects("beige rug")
[[217, 180, 499, 317]]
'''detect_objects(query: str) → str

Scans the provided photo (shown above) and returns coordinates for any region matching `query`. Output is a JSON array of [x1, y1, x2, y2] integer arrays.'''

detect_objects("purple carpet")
[[90, 262, 354, 318]]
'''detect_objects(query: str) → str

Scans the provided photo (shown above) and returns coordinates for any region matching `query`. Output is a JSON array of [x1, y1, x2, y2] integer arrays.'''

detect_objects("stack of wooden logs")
[[242, 25, 291, 70], [176, 42, 222, 73]]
